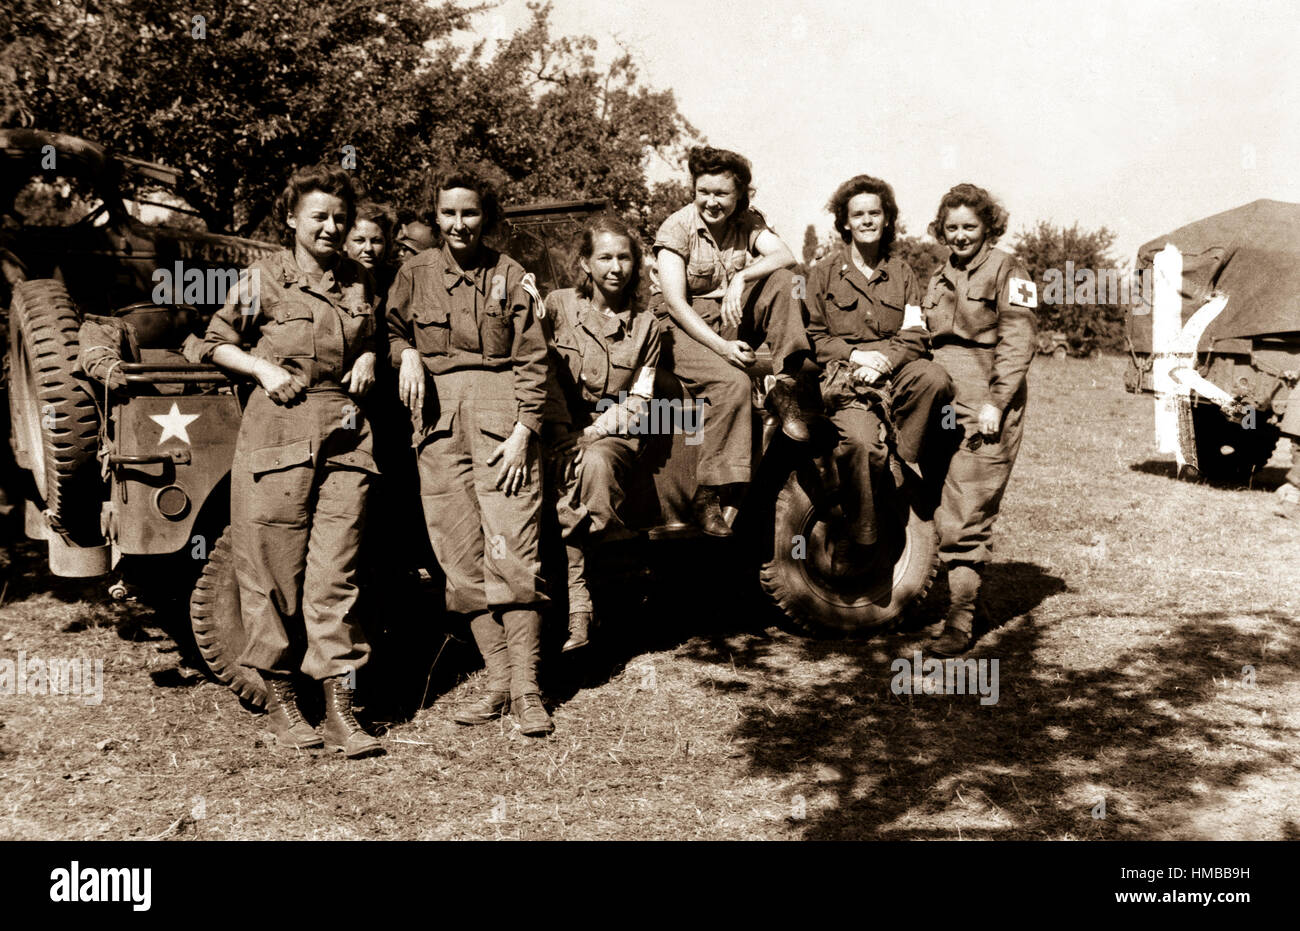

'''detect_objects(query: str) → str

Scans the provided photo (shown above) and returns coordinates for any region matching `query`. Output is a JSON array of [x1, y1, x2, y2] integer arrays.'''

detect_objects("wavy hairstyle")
[[350, 201, 396, 261], [575, 214, 643, 302], [927, 182, 1009, 246], [827, 174, 899, 255], [273, 164, 357, 247], [425, 167, 503, 240], [687, 145, 755, 216]]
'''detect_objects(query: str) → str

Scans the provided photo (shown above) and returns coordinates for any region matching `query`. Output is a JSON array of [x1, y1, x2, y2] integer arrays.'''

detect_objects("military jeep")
[[1124, 199, 1300, 481], [2, 135, 937, 710]]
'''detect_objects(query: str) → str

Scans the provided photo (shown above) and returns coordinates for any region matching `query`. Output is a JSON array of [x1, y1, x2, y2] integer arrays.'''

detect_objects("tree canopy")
[[1014, 220, 1127, 348], [1, 0, 697, 240]]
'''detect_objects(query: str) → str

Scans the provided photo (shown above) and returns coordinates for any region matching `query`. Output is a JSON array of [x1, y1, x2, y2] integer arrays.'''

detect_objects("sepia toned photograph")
[[0, 0, 1294, 899]]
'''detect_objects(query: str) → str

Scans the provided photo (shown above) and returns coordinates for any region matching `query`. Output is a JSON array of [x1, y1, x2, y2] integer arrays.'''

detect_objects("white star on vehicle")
[[150, 403, 200, 444]]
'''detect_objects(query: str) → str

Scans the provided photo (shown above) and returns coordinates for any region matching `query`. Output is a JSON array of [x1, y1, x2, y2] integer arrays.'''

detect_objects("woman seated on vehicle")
[[652, 145, 815, 537], [804, 175, 953, 571], [386, 168, 555, 737], [201, 164, 383, 758], [922, 183, 1037, 656], [542, 215, 662, 653]]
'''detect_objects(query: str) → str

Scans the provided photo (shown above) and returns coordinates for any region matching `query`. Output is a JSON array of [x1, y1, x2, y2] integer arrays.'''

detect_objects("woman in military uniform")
[[386, 170, 555, 737], [804, 175, 953, 568], [652, 146, 814, 536], [542, 215, 661, 652], [923, 183, 1037, 655], [202, 165, 383, 758]]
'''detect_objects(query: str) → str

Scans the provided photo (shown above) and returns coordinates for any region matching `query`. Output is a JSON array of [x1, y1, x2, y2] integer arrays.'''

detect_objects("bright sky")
[[465, 0, 1299, 265]]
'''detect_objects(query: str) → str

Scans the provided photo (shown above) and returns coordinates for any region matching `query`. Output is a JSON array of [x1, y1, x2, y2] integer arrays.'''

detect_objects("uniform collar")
[[579, 296, 630, 339], [439, 242, 494, 292], [276, 249, 345, 294], [944, 241, 994, 282], [836, 243, 889, 293], [692, 203, 743, 247]]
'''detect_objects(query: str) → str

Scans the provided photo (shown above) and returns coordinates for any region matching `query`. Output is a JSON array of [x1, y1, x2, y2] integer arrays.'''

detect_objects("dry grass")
[[1, 354, 1297, 840]]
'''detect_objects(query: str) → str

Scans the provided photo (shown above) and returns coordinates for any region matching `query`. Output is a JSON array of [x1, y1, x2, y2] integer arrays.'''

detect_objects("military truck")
[[1124, 199, 1300, 481], [3, 131, 938, 710]]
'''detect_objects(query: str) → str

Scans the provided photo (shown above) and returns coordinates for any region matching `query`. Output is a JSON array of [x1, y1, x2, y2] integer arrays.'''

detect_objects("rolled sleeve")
[[652, 209, 691, 262], [200, 268, 263, 362]]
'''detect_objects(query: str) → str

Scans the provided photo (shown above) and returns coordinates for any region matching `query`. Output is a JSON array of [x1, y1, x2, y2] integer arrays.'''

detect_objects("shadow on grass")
[[1130, 459, 1288, 491], [541, 534, 771, 705], [679, 587, 1298, 839]]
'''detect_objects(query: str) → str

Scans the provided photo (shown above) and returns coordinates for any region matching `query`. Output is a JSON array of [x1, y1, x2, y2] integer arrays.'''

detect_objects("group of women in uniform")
[[203, 147, 1036, 756]]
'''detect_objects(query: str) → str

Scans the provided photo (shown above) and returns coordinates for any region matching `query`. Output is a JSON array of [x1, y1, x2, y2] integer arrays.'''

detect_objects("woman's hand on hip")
[[398, 348, 425, 412], [254, 359, 304, 405], [343, 351, 376, 397], [488, 423, 534, 496]]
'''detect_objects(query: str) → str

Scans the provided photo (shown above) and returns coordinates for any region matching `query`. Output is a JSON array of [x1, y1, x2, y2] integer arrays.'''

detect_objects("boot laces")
[[271, 680, 308, 728], [331, 681, 363, 731]]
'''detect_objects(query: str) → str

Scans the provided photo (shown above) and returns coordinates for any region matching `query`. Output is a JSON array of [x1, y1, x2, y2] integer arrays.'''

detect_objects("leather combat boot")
[[764, 376, 811, 442], [562, 612, 592, 652], [454, 690, 511, 725], [263, 674, 323, 750], [692, 485, 732, 537], [321, 676, 383, 758], [514, 692, 554, 737], [932, 564, 981, 656]]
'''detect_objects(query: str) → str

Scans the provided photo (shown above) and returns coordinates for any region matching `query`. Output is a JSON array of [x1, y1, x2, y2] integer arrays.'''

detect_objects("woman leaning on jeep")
[[201, 164, 384, 758]]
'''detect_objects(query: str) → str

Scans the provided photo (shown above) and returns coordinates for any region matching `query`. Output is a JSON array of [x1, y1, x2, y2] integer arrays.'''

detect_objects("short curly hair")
[[827, 175, 899, 255], [687, 146, 754, 216], [426, 167, 503, 240], [927, 182, 1008, 246], [576, 214, 643, 301], [273, 164, 357, 247]]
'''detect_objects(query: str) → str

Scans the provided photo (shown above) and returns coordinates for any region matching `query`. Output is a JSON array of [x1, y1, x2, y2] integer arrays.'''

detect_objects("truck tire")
[[7, 279, 102, 542], [190, 526, 266, 708], [1191, 404, 1279, 483], [760, 464, 938, 637]]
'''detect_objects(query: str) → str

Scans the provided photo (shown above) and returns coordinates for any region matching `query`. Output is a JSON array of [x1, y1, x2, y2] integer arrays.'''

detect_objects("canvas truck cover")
[[1130, 199, 1300, 352]]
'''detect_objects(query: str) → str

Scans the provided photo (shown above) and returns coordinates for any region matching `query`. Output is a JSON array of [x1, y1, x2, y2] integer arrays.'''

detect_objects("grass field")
[[1, 353, 1296, 840]]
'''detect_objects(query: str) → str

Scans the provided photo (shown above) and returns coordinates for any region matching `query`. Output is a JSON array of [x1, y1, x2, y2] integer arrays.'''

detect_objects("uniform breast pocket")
[[827, 293, 860, 336], [343, 299, 375, 343], [960, 279, 1001, 338], [481, 307, 514, 360], [413, 305, 450, 357], [877, 298, 905, 335], [606, 356, 638, 396], [686, 257, 717, 294], [268, 305, 315, 359]]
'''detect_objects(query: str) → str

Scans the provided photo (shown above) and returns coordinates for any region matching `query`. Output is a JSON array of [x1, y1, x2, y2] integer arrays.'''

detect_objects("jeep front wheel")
[[760, 464, 939, 637]]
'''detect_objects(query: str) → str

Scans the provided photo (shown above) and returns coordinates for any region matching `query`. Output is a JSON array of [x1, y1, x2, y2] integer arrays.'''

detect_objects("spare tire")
[[8, 279, 102, 542], [190, 525, 266, 708], [760, 461, 938, 637]]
